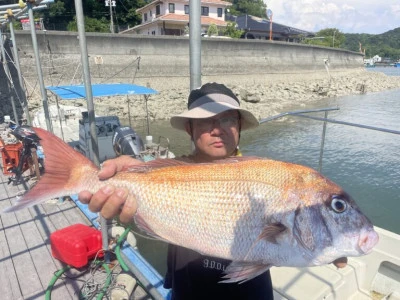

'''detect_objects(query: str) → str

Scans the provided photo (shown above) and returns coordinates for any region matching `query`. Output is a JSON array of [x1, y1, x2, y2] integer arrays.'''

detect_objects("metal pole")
[[27, 3, 52, 132], [74, 0, 108, 261], [269, 15, 273, 40], [109, 0, 114, 33], [55, 96, 65, 141], [293, 113, 400, 135], [8, 19, 32, 125], [260, 107, 339, 123], [74, 0, 99, 166], [127, 96, 132, 128], [145, 95, 150, 136], [0, 28, 19, 125], [189, 0, 201, 90], [318, 111, 328, 172]]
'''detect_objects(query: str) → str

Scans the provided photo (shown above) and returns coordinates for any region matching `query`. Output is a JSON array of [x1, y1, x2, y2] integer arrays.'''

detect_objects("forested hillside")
[[343, 28, 400, 60]]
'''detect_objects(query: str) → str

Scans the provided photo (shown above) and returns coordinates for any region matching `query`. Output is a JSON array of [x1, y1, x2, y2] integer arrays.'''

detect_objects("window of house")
[[201, 6, 209, 16], [144, 13, 147, 22], [156, 5, 160, 15], [217, 8, 222, 18], [169, 3, 175, 13], [150, 10, 152, 17], [184, 5, 189, 14]]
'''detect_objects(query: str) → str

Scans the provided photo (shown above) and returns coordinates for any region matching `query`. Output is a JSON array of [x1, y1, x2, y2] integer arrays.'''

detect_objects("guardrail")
[[260, 107, 400, 172]]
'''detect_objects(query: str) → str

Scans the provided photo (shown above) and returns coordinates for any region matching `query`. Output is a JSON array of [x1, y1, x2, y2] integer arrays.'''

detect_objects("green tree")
[[318, 28, 345, 48], [35, 0, 145, 32], [39, 0, 76, 30], [207, 23, 219, 36], [228, 0, 267, 18], [67, 16, 110, 33], [302, 28, 345, 48], [223, 22, 244, 38]]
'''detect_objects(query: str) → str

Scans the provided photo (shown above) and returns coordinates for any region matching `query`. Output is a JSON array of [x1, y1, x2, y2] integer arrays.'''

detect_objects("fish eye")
[[331, 196, 347, 213]]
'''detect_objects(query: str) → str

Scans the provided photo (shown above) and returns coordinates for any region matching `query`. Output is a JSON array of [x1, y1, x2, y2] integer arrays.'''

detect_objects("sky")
[[265, 0, 400, 34]]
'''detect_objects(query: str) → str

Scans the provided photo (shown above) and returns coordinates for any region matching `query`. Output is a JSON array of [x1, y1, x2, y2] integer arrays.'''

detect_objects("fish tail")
[[3, 127, 99, 213]]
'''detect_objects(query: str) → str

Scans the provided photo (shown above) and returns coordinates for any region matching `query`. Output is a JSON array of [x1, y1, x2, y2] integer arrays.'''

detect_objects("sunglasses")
[[193, 116, 240, 131]]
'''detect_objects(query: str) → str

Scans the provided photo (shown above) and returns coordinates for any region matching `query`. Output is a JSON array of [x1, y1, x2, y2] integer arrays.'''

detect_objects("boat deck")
[[0, 151, 150, 299], [0, 167, 93, 299]]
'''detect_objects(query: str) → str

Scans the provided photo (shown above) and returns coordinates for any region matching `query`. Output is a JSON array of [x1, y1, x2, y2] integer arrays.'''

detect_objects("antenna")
[[266, 9, 273, 40]]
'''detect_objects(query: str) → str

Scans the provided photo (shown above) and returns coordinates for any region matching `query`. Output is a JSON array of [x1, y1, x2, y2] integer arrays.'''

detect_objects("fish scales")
[[100, 161, 336, 260]]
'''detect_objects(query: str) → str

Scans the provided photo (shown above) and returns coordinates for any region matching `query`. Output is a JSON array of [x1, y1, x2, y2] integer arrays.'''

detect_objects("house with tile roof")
[[120, 0, 231, 36]]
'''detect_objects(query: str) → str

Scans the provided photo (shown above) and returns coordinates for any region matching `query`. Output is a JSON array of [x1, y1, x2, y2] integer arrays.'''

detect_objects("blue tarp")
[[46, 83, 158, 100]]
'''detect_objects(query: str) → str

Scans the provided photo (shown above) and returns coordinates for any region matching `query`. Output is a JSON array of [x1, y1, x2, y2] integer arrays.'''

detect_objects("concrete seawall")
[[7, 31, 394, 124], [14, 30, 364, 89]]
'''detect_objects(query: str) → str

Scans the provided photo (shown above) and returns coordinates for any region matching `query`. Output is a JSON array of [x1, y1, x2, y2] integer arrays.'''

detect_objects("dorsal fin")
[[121, 158, 192, 173], [122, 155, 263, 173]]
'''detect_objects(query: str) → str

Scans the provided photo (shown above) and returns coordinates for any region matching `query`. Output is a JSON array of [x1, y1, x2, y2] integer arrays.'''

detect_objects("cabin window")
[[184, 5, 189, 14], [169, 3, 175, 13], [217, 8, 222, 18], [156, 5, 160, 15], [201, 6, 209, 16], [150, 10, 152, 17], [144, 13, 147, 22]]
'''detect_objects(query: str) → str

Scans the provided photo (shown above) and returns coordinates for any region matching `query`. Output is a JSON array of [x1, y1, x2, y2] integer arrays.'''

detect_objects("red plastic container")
[[50, 224, 103, 268], [1, 142, 27, 175]]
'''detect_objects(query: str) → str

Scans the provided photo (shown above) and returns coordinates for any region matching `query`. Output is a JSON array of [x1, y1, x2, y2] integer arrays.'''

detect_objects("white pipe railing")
[[0, 1, 54, 25]]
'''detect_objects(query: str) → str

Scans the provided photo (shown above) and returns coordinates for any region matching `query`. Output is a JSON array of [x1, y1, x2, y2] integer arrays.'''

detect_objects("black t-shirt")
[[164, 244, 274, 300]]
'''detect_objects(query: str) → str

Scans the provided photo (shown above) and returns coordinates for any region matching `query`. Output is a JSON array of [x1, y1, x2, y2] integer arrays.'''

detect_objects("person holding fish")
[[4, 83, 377, 299], [79, 82, 275, 299]]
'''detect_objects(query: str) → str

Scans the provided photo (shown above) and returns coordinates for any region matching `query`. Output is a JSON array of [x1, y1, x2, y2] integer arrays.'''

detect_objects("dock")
[[0, 150, 152, 299]]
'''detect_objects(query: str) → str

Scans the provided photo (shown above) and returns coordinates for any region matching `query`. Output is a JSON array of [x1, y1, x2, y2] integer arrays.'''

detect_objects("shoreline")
[[26, 68, 400, 122]]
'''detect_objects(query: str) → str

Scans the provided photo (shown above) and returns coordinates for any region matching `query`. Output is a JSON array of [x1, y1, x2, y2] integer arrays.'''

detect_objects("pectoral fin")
[[221, 261, 272, 283], [241, 223, 287, 262], [259, 222, 287, 244]]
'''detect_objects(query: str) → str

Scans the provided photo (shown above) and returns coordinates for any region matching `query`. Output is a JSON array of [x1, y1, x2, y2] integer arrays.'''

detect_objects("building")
[[231, 15, 314, 42], [121, 0, 231, 36]]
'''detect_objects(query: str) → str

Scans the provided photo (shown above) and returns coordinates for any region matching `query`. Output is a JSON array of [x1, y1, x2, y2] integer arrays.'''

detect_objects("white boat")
[[32, 104, 88, 143], [272, 226, 400, 299], [35, 83, 175, 162]]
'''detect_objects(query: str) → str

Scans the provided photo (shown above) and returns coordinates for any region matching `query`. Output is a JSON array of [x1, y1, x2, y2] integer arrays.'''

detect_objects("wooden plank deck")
[[0, 146, 153, 300], [0, 150, 107, 300]]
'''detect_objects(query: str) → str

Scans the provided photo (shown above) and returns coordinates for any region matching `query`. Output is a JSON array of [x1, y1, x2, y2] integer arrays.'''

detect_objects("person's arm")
[[78, 155, 141, 223]]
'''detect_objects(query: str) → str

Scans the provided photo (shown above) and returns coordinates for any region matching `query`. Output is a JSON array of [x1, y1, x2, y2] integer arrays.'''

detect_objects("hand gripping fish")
[[3, 127, 379, 283]]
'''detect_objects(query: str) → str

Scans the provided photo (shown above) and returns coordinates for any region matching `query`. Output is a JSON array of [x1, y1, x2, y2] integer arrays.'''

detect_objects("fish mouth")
[[357, 229, 379, 254]]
